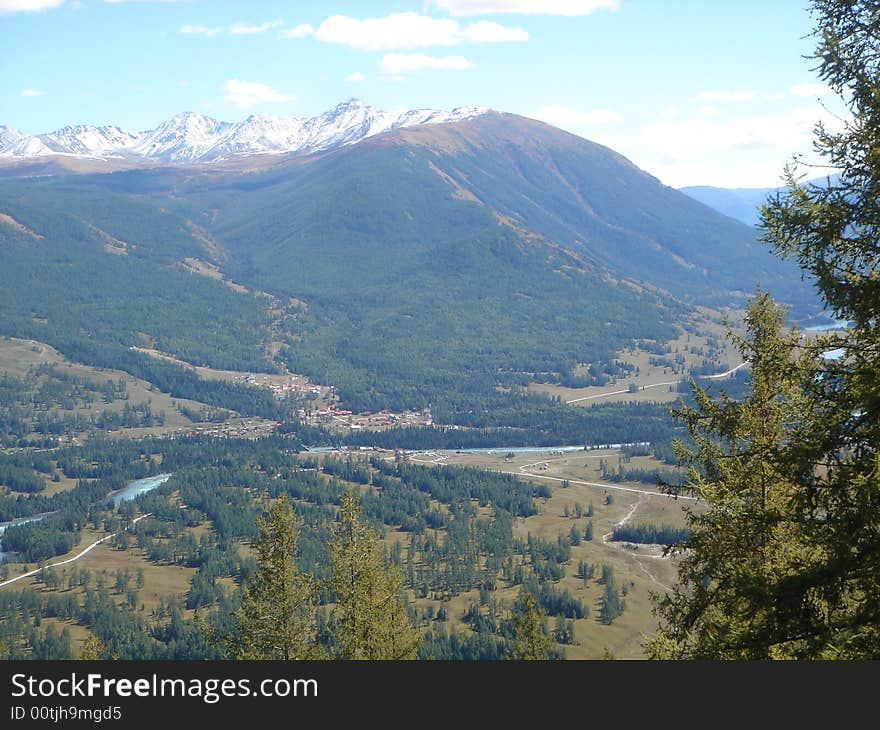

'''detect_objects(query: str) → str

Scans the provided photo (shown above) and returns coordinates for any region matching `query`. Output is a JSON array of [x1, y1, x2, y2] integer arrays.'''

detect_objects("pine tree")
[[233, 496, 319, 660], [508, 591, 554, 660], [79, 633, 105, 660], [329, 489, 420, 660], [647, 294, 815, 657], [649, 0, 880, 660], [758, 0, 880, 657], [599, 580, 625, 625]]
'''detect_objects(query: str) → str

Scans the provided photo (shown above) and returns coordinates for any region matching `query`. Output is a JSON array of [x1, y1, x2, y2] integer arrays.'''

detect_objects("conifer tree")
[[233, 496, 319, 660], [329, 489, 420, 660], [509, 591, 553, 660], [599, 578, 626, 625], [647, 295, 811, 657], [79, 633, 105, 660], [757, 0, 880, 658], [649, 0, 880, 660]]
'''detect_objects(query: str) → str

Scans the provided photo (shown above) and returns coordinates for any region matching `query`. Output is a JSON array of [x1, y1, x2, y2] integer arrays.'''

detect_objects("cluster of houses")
[[239, 373, 331, 401], [314, 403, 354, 418], [233, 371, 437, 435], [163, 419, 279, 440], [301, 406, 434, 431]]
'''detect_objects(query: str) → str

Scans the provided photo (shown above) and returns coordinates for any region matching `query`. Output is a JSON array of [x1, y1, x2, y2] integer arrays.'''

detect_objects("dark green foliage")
[[521, 578, 588, 619], [0, 455, 47, 492], [650, 0, 880, 654], [372, 459, 542, 518], [509, 591, 555, 660], [584, 521, 594, 541], [348, 398, 682, 450], [599, 579, 626, 624], [418, 626, 512, 660], [2, 516, 79, 562], [0, 182, 273, 373], [610, 523, 690, 545], [1, 435, 569, 659], [554, 617, 577, 645]]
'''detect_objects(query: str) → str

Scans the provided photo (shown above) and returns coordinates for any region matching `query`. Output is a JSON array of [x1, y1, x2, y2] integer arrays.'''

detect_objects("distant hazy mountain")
[[0, 100, 487, 164], [680, 174, 840, 226]]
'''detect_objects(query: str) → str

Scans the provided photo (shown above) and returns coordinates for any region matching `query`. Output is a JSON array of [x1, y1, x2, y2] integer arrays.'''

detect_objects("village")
[[233, 371, 434, 433]]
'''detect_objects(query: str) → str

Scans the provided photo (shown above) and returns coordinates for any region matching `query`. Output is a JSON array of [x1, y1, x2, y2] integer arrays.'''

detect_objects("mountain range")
[[0, 99, 487, 164], [0, 105, 821, 419]]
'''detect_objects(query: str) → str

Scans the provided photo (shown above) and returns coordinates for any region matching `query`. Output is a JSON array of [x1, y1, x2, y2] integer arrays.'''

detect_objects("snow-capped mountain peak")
[[0, 100, 490, 164], [39, 124, 144, 157], [130, 112, 233, 162]]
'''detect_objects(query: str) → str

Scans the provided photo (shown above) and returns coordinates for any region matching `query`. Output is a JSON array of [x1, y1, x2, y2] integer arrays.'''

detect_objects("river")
[[108, 473, 172, 507], [0, 473, 172, 562], [803, 319, 852, 332], [453, 441, 651, 455]]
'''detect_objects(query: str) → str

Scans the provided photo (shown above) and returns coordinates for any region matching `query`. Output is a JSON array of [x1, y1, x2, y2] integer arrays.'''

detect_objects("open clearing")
[[405, 448, 697, 658], [529, 307, 745, 406], [0, 337, 283, 445]]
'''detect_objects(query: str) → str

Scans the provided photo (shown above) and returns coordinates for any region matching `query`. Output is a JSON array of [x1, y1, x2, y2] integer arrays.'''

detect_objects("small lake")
[[0, 473, 173, 562], [108, 473, 172, 507]]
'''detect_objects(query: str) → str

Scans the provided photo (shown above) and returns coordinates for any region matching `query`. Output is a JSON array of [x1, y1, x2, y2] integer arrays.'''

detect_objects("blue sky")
[[2, 0, 842, 187]]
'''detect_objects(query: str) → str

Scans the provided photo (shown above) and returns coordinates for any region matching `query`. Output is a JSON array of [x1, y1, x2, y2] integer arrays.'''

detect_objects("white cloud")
[[310, 13, 460, 50], [230, 19, 283, 35], [380, 54, 472, 75], [0, 0, 64, 12], [345, 71, 366, 82], [790, 83, 831, 97], [696, 106, 718, 118], [223, 79, 294, 108], [180, 24, 223, 36], [279, 12, 527, 50], [430, 0, 620, 16], [531, 105, 620, 127], [694, 89, 757, 103], [20, 88, 46, 96], [593, 105, 847, 187], [279, 23, 315, 39], [461, 20, 529, 42]]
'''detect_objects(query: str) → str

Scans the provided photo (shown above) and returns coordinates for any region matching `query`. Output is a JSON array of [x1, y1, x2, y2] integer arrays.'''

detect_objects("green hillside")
[[383, 114, 818, 312], [196, 139, 681, 411], [0, 182, 291, 419], [0, 113, 815, 421]]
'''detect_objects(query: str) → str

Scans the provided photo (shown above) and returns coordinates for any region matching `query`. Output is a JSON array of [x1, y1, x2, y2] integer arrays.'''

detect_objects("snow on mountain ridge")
[[39, 125, 145, 157], [0, 101, 490, 163], [0, 125, 55, 157], [131, 112, 234, 162]]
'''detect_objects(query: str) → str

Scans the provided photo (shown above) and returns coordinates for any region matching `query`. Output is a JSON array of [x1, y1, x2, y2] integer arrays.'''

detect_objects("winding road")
[[565, 361, 747, 404], [409, 451, 700, 502], [0, 514, 151, 590], [601, 493, 676, 593], [409, 450, 688, 594]]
